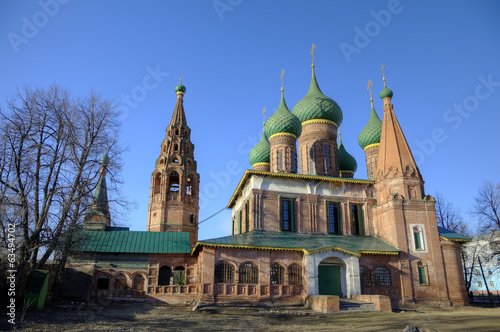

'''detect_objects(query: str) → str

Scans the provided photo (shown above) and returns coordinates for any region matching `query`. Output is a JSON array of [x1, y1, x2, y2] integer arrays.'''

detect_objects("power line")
[[199, 207, 228, 225]]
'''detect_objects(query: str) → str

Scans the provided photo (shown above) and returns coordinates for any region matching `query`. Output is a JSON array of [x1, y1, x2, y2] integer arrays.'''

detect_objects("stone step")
[[339, 300, 379, 312]]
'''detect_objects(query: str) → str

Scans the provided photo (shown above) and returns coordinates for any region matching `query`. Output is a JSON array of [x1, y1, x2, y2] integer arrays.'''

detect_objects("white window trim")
[[409, 223, 428, 253]]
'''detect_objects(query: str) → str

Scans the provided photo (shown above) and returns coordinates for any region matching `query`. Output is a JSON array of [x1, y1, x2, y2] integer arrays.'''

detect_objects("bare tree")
[[0, 85, 125, 287], [435, 192, 469, 235], [473, 181, 500, 232]]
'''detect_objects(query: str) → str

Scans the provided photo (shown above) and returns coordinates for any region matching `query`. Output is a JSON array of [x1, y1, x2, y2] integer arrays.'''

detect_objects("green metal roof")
[[264, 94, 302, 139], [74, 230, 191, 254], [358, 106, 382, 149], [292, 67, 343, 126], [195, 231, 400, 256], [438, 226, 471, 242], [248, 131, 270, 166], [338, 136, 357, 173]]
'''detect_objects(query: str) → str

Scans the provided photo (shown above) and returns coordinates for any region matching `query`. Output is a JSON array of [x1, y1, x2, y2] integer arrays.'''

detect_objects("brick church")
[[70, 50, 470, 309]]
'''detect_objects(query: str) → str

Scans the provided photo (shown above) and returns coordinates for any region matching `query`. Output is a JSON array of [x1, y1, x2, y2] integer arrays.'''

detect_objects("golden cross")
[[380, 65, 386, 86], [180, 71, 183, 84], [311, 44, 316, 66], [367, 80, 373, 102], [281, 69, 284, 91], [263, 107, 266, 127]]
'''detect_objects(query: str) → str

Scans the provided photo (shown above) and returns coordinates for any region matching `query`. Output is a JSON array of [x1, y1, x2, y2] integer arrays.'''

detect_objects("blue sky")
[[1, 0, 499, 239]]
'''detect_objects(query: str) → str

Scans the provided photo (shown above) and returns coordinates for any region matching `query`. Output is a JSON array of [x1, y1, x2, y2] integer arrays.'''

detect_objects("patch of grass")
[[8, 302, 500, 332]]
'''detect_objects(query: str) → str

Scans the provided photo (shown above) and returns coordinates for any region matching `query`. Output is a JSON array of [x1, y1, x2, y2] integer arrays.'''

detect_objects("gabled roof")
[[73, 230, 191, 254], [228, 170, 374, 208], [438, 226, 471, 242], [194, 231, 400, 256]]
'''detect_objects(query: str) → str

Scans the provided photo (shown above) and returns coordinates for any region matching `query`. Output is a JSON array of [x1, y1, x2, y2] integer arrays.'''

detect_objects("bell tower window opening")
[[174, 143, 179, 151], [186, 176, 192, 195], [169, 172, 180, 192], [175, 128, 179, 135], [154, 173, 161, 194]]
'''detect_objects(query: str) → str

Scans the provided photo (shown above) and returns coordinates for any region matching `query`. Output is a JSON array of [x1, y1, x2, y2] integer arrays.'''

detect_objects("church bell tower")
[[147, 80, 199, 248]]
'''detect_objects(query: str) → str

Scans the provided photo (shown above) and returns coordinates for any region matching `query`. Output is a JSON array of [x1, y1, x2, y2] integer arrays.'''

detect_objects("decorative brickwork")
[[147, 88, 199, 248], [298, 121, 339, 176]]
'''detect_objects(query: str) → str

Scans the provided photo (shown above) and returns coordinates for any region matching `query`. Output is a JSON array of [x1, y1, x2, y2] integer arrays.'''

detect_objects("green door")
[[318, 265, 342, 296]]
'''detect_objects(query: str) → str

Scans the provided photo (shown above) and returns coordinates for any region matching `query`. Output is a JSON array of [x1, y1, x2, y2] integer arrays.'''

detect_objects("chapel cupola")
[[249, 107, 271, 172], [338, 132, 357, 178], [147, 80, 200, 248], [292, 45, 342, 176], [358, 80, 382, 180], [264, 70, 301, 173]]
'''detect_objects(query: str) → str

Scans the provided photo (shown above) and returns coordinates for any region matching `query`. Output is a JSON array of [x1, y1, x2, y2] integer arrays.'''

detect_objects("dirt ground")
[[4, 301, 500, 332]]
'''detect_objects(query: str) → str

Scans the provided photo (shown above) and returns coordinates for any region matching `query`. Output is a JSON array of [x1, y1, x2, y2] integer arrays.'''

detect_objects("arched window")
[[175, 129, 179, 135], [174, 143, 179, 151], [359, 266, 371, 286], [373, 267, 391, 286], [173, 266, 186, 285], [270, 263, 284, 285], [417, 262, 428, 285], [114, 275, 127, 290], [288, 264, 302, 285], [154, 173, 161, 194], [413, 226, 424, 250], [158, 266, 172, 285], [239, 262, 258, 284], [133, 275, 145, 290], [169, 172, 179, 192], [308, 146, 315, 175], [323, 144, 330, 175], [278, 150, 284, 170], [214, 261, 234, 284]]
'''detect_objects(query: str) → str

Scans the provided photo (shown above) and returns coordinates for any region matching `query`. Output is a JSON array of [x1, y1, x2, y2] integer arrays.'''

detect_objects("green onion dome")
[[249, 131, 271, 166], [175, 83, 186, 94], [338, 137, 357, 173], [358, 107, 382, 149], [292, 67, 343, 126], [100, 152, 109, 165], [264, 94, 302, 139], [379, 86, 393, 99]]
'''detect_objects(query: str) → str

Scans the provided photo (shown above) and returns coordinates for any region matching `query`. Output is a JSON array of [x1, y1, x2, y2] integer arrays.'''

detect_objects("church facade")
[[69, 54, 470, 308]]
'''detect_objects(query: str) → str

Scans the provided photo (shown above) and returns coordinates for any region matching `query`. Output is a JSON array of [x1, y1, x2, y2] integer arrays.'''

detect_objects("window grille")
[[239, 263, 258, 284], [270, 264, 284, 285], [328, 202, 341, 234], [281, 198, 295, 232], [288, 264, 302, 285], [214, 261, 234, 283], [350, 204, 365, 236], [373, 267, 391, 286], [360, 266, 371, 286]]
